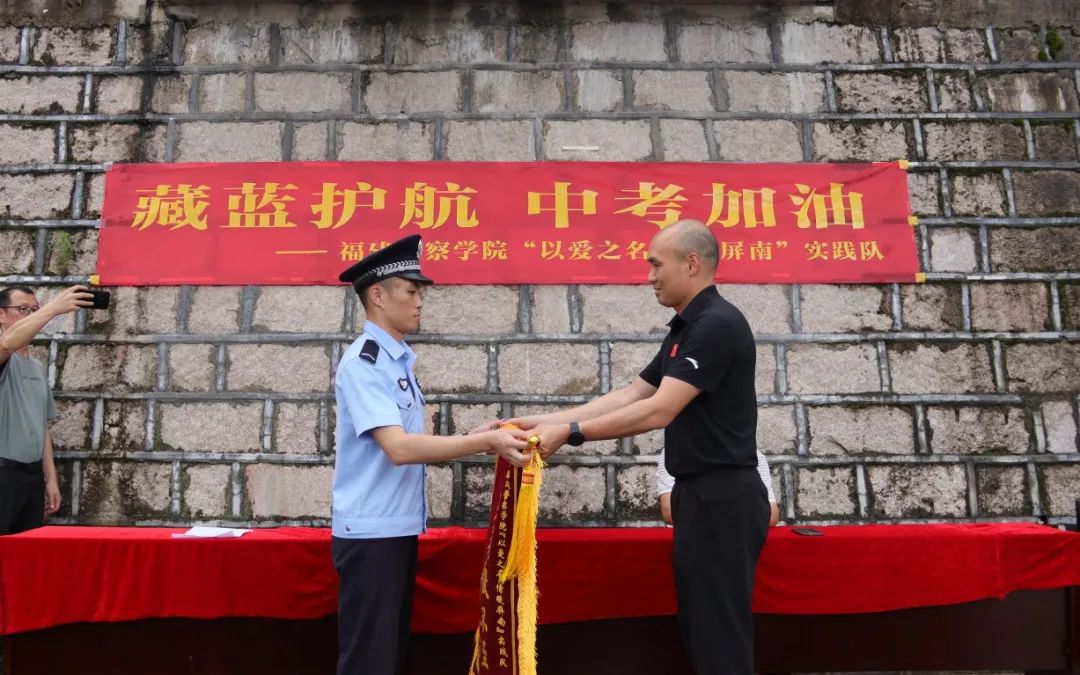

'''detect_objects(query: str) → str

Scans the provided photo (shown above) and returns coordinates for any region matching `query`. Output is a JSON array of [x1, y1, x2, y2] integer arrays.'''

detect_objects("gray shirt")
[[0, 353, 57, 463]]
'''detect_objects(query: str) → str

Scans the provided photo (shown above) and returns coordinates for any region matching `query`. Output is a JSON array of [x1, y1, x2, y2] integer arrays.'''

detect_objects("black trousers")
[[671, 466, 769, 675], [0, 464, 45, 536], [332, 535, 418, 675]]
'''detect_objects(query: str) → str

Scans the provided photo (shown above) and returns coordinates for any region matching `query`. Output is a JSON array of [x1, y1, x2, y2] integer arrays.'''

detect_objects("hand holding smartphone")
[[87, 289, 110, 310]]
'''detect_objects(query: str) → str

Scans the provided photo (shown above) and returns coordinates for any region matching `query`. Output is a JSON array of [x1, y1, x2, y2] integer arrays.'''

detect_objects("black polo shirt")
[[639, 286, 757, 477]]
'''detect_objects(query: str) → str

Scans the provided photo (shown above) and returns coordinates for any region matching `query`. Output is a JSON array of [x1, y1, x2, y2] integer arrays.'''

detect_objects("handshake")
[[465, 417, 573, 468]]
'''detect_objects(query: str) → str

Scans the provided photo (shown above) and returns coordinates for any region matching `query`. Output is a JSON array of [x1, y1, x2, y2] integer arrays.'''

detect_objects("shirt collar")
[[667, 286, 720, 330], [363, 320, 413, 362]]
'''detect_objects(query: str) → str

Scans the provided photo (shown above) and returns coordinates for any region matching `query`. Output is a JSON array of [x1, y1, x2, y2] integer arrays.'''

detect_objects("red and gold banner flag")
[[470, 446, 545, 675], [97, 161, 920, 286]]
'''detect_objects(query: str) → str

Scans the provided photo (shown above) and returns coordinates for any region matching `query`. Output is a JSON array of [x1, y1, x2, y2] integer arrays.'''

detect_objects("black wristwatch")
[[567, 422, 586, 447]]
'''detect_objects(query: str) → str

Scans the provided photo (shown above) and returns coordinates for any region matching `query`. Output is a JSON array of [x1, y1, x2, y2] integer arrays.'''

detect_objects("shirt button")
[[345, 526, 351, 532]]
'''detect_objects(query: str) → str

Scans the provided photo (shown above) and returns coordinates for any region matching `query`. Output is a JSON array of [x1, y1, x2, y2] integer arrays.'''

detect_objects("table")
[[2, 524, 1078, 674]]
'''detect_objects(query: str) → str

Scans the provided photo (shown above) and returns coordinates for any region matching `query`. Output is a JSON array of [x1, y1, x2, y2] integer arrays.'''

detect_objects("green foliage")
[[1046, 28, 1065, 60], [50, 231, 76, 274]]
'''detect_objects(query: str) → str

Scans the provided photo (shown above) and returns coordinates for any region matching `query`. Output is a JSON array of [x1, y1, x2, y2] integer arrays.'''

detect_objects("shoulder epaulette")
[[359, 339, 380, 364]]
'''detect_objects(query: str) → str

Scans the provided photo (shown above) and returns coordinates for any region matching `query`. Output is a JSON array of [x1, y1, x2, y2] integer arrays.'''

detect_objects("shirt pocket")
[[391, 380, 416, 410]]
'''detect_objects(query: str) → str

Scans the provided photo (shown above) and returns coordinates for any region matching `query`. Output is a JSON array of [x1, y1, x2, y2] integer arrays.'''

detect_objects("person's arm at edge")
[[659, 492, 672, 525], [757, 450, 780, 527], [43, 429, 61, 516]]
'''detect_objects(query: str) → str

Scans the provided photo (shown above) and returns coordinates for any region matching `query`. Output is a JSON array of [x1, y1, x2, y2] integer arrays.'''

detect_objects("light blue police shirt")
[[332, 321, 427, 539]]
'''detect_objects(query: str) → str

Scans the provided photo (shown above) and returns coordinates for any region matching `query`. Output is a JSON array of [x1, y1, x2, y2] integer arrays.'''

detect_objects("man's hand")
[[659, 492, 672, 526], [502, 415, 546, 431], [467, 419, 503, 435], [43, 285, 94, 317], [533, 423, 571, 459], [484, 427, 533, 467], [44, 477, 61, 516]]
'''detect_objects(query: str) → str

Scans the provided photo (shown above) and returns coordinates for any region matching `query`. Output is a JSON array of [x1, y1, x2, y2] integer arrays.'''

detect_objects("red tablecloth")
[[1, 524, 1078, 635]]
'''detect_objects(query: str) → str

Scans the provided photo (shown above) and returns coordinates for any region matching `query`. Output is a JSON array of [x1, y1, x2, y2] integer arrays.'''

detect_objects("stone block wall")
[[0, 0, 1077, 527]]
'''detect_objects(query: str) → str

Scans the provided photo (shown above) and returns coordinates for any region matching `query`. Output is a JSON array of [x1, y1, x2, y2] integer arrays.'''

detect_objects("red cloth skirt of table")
[[1, 523, 1079, 635]]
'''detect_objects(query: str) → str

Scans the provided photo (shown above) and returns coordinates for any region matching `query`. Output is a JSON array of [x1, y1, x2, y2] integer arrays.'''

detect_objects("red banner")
[[97, 161, 920, 285], [470, 456, 523, 675]]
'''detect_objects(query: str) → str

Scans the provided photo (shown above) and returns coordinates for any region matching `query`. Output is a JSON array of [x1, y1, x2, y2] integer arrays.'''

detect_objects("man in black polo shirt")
[[513, 219, 767, 675]]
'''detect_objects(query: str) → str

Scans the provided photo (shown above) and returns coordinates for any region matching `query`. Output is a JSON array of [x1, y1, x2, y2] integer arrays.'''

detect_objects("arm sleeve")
[[654, 447, 675, 496], [337, 359, 403, 438], [756, 451, 776, 503], [638, 346, 664, 387], [662, 316, 735, 393]]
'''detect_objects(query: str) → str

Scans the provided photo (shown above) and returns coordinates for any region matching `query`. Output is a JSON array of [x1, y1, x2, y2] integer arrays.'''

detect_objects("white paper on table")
[[171, 526, 252, 539]]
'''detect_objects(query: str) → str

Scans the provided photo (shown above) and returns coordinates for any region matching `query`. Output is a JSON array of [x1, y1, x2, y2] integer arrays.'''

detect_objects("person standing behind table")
[[657, 446, 780, 527], [331, 235, 533, 675], [0, 285, 95, 535], [514, 220, 768, 675]]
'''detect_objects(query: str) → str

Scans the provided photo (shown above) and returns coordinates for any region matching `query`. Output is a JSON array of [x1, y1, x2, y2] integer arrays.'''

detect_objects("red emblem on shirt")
[[670, 344, 679, 358]]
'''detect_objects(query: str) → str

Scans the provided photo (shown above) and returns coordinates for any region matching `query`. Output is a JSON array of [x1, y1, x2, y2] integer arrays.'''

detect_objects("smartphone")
[[792, 527, 824, 536], [88, 289, 111, 310]]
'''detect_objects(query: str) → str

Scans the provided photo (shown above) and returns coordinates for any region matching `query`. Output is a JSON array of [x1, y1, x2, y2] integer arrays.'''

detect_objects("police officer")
[[333, 234, 531, 675], [516, 220, 767, 675]]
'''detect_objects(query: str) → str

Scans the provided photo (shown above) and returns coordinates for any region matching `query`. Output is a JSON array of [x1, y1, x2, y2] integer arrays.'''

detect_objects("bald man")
[[512, 220, 767, 675]]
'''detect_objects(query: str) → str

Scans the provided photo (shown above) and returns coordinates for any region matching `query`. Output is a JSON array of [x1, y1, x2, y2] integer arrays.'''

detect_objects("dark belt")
[[0, 458, 43, 473]]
